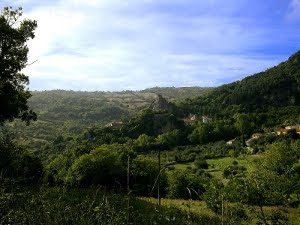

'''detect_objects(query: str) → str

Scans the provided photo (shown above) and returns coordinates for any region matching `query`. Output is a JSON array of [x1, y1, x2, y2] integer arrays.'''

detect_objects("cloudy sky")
[[1, 0, 300, 91]]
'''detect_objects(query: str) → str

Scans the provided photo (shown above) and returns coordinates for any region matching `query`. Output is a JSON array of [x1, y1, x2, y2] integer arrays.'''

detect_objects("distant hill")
[[141, 87, 213, 100], [178, 51, 300, 125], [11, 87, 210, 150], [12, 51, 300, 151]]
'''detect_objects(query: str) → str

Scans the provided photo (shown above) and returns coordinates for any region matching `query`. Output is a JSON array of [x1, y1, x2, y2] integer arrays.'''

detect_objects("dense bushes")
[[223, 161, 246, 178], [0, 130, 43, 184], [131, 157, 167, 196], [13, 153, 43, 184], [204, 140, 300, 211], [47, 144, 167, 197], [67, 147, 126, 187], [167, 169, 207, 199], [174, 141, 231, 163], [194, 157, 209, 170], [0, 188, 221, 225]]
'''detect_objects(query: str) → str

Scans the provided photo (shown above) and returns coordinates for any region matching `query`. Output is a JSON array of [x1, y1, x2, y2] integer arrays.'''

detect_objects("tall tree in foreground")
[[0, 7, 37, 124]]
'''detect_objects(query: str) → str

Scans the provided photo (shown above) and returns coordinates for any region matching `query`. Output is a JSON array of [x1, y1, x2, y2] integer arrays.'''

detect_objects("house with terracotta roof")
[[202, 115, 212, 124], [183, 114, 200, 125], [277, 125, 300, 135], [105, 121, 124, 128], [183, 114, 213, 125]]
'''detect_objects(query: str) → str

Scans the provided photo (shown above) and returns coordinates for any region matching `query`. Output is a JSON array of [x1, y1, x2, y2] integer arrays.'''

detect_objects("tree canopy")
[[0, 7, 37, 124]]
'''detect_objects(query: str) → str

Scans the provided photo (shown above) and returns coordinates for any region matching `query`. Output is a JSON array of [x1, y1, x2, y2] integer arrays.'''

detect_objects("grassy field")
[[206, 155, 258, 180], [174, 155, 259, 180], [141, 197, 215, 218], [0, 187, 220, 225], [1, 185, 299, 225], [174, 162, 194, 170], [142, 197, 300, 225]]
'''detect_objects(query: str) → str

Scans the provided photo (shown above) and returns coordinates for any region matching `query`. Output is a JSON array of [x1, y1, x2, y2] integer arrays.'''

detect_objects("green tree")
[[133, 134, 155, 152], [194, 157, 208, 170], [168, 169, 206, 199], [0, 127, 43, 183], [0, 7, 37, 124], [263, 141, 298, 175], [188, 123, 213, 144], [131, 156, 167, 197], [223, 161, 246, 179], [67, 145, 125, 187], [156, 129, 183, 148], [234, 113, 254, 146]]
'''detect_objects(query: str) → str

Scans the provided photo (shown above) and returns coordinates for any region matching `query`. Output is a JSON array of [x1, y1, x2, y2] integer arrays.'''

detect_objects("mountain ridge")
[[178, 50, 300, 119]]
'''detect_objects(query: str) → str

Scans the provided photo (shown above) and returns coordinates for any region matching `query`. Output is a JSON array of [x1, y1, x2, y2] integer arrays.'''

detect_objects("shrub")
[[194, 157, 208, 169], [0, 130, 43, 184], [203, 179, 224, 213], [13, 153, 43, 184], [131, 157, 167, 197], [167, 169, 206, 199], [67, 146, 125, 187], [223, 162, 246, 179]]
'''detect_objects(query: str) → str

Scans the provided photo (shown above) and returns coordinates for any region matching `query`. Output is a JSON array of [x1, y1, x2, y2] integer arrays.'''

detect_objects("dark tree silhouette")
[[0, 7, 37, 124]]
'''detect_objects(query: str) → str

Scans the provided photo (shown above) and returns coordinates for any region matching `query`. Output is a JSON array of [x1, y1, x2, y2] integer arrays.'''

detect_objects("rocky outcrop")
[[150, 94, 174, 112]]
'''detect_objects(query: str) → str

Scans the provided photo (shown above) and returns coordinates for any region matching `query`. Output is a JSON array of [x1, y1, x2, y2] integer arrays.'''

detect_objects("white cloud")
[[287, 0, 300, 21], [8, 0, 290, 91]]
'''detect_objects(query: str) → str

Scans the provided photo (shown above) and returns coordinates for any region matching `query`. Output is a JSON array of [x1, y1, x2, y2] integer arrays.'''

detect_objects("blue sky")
[[2, 0, 300, 91]]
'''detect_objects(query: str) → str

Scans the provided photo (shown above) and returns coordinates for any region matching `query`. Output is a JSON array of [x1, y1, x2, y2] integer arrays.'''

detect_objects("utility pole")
[[127, 155, 130, 225], [158, 148, 161, 206], [127, 155, 130, 194], [221, 194, 224, 225]]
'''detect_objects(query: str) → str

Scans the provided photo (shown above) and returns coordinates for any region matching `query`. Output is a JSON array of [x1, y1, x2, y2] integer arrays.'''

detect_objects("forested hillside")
[[11, 87, 210, 151], [141, 87, 214, 101], [178, 51, 300, 125], [2, 5, 300, 225]]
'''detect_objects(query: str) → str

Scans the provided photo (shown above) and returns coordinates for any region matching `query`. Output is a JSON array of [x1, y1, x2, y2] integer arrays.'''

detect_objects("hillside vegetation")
[[3, 49, 300, 225], [2, 7, 300, 225], [178, 51, 300, 125], [11, 87, 211, 151]]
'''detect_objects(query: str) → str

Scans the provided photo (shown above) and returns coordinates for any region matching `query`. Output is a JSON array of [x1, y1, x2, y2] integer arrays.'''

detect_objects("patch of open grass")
[[142, 197, 300, 225], [207, 155, 258, 180], [173, 162, 194, 170], [141, 197, 215, 218]]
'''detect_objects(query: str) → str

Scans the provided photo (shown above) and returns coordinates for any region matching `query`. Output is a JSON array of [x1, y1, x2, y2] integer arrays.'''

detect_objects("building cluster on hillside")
[[105, 121, 124, 128], [226, 125, 300, 147], [183, 114, 212, 125], [277, 125, 300, 135]]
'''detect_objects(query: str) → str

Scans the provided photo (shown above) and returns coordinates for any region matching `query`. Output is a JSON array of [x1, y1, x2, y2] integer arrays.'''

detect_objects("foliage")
[[122, 109, 185, 138], [174, 141, 230, 163], [46, 150, 78, 185], [194, 157, 209, 170], [132, 134, 155, 152], [223, 160, 246, 179], [203, 179, 224, 213], [13, 152, 43, 184], [262, 141, 299, 175], [0, 187, 221, 225], [131, 156, 167, 197], [234, 113, 255, 145], [67, 144, 127, 187], [178, 51, 300, 125], [0, 7, 37, 124], [142, 86, 213, 101], [156, 129, 186, 148], [167, 169, 207, 200], [188, 121, 237, 145], [188, 123, 213, 144], [12, 88, 209, 152], [0, 127, 43, 184]]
